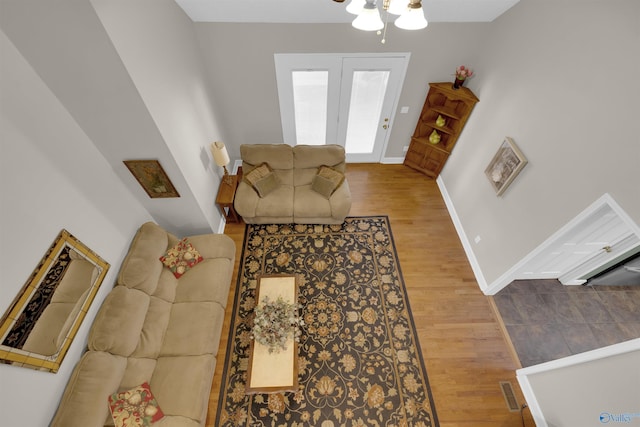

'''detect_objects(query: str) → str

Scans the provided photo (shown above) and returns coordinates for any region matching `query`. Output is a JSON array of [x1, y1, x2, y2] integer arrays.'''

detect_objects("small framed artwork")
[[485, 137, 528, 196], [123, 160, 180, 198]]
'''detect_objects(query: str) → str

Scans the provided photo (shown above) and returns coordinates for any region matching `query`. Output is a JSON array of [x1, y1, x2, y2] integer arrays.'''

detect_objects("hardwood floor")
[[207, 163, 535, 427]]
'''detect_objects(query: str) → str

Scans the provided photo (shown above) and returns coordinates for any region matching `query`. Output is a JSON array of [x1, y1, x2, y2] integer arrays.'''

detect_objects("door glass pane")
[[292, 71, 328, 145], [344, 71, 389, 154]]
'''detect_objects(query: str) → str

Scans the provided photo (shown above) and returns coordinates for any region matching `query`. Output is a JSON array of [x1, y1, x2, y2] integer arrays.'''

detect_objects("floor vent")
[[499, 381, 520, 412]]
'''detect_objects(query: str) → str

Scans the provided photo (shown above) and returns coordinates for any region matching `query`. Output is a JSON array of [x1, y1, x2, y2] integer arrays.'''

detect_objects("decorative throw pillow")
[[159, 238, 203, 278], [244, 163, 279, 198], [253, 171, 280, 198], [108, 382, 164, 427], [311, 165, 345, 199], [244, 162, 272, 186]]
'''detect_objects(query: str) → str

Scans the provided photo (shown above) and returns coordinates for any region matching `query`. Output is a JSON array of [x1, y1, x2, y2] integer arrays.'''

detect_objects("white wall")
[[517, 340, 640, 427], [0, 29, 152, 426], [0, 0, 221, 237], [193, 21, 489, 161], [441, 0, 640, 287], [92, 0, 227, 233]]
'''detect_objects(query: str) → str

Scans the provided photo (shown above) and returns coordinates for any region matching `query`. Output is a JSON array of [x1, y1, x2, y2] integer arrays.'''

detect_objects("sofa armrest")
[[330, 179, 352, 219], [234, 182, 259, 218], [186, 233, 235, 261]]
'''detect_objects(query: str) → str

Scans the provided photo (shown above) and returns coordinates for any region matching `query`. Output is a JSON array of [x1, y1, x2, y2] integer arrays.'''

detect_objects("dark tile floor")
[[492, 279, 640, 367]]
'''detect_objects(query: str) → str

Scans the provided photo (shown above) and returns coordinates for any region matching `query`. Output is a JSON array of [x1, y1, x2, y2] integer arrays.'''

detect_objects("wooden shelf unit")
[[404, 82, 479, 178]]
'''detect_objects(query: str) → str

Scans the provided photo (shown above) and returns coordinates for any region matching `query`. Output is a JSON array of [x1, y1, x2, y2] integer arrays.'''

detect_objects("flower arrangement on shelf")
[[251, 296, 304, 354], [453, 65, 474, 89]]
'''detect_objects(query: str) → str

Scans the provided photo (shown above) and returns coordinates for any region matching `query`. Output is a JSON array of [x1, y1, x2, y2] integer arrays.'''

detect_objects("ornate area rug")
[[216, 217, 439, 427]]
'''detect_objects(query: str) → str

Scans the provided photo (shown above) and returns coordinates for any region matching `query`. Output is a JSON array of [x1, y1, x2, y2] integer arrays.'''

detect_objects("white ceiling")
[[174, 0, 521, 24]]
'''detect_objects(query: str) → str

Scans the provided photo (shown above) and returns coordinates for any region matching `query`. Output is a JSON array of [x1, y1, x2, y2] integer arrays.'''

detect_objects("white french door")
[[275, 53, 409, 163]]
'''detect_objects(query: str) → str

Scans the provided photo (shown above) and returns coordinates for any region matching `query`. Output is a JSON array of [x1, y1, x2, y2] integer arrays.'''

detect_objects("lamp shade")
[[387, 0, 408, 15], [346, 0, 366, 15], [394, 4, 428, 30], [210, 141, 230, 167], [352, 1, 384, 31]]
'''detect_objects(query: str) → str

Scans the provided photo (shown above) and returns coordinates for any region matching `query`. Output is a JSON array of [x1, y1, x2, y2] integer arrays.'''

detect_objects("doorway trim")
[[438, 180, 640, 295], [274, 52, 410, 163]]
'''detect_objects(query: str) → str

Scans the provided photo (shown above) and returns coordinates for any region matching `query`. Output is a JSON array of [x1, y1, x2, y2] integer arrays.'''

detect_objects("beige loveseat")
[[51, 222, 235, 427], [234, 144, 352, 224]]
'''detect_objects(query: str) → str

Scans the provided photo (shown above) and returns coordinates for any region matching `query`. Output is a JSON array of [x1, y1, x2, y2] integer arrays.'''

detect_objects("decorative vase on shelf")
[[453, 77, 465, 89], [429, 129, 441, 144], [435, 115, 446, 127]]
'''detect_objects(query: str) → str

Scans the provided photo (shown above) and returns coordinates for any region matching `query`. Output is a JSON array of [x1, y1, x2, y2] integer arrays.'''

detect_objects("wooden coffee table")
[[246, 274, 299, 394]]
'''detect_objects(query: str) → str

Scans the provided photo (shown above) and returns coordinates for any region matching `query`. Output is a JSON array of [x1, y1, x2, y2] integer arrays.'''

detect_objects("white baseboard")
[[217, 218, 226, 234], [232, 159, 242, 173], [436, 176, 490, 292], [380, 157, 405, 164]]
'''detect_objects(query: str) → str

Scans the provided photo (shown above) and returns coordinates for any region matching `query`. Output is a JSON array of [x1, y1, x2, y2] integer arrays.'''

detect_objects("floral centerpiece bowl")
[[251, 296, 303, 354]]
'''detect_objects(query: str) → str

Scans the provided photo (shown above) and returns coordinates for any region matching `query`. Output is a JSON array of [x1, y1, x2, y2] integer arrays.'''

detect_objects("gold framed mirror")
[[0, 230, 109, 372]]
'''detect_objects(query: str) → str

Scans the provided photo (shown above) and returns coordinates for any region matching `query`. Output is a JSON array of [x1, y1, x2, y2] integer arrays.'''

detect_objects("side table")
[[216, 175, 240, 223]]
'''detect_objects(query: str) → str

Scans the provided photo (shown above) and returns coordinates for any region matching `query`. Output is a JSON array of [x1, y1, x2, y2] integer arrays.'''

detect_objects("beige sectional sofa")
[[234, 144, 352, 224], [51, 222, 235, 427]]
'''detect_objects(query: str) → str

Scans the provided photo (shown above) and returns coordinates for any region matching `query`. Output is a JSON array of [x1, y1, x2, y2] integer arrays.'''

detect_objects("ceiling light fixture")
[[386, 0, 408, 15], [351, 0, 384, 31], [338, 0, 428, 43], [345, 0, 366, 15], [394, 0, 428, 30]]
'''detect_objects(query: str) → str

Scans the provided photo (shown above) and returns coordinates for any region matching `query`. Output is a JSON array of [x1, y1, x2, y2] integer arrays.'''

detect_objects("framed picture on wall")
[[123, 160, 180, 198], [484, 137, 528, 196]]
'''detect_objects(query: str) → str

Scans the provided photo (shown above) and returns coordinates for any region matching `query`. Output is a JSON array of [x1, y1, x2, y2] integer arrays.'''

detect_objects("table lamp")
[[210, 141, 233, 186]]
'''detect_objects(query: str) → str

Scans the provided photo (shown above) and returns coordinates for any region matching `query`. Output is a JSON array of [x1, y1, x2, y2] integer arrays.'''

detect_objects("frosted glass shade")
[[387, 0, 408, 15], [352, 3, 384, 31], [394, 5, 428, 29], [346, 0, 366, 15]]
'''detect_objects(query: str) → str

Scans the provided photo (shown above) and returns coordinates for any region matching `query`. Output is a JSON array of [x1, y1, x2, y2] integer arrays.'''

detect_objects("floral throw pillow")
[[159, 238, 203, 278], [108, 382, 164, 427]]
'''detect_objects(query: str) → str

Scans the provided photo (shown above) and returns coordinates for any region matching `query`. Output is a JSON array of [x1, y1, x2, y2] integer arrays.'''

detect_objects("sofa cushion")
[[89, 286, 149, 356], [108, 382, 164, 427], [294, 186, 333, 218], [160, 238, 204, 279], [293, 144, 346, 169], [131, 297, 172, 359], [241, 143, 294, 170], [119, 222, 177, 294], [174, 258, 233, 306], [235, 181, 295, 220], [160, 302, 225, 357], [185, 233, 236, 261], [50, 352, 127, 427], [121, 358, 158, 391], [151, 355, 216, 423], [311, 165, 345, 199]]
